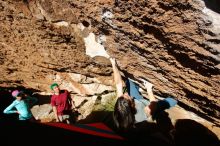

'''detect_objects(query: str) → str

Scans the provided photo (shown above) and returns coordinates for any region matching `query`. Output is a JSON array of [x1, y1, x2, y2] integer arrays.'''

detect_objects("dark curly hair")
[[113, 96, 136, 130]]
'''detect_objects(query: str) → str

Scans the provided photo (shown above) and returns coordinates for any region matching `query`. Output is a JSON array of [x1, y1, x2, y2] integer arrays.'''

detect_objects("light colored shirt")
[[134, 98, 150, 123], [3, 96, 38, 120]]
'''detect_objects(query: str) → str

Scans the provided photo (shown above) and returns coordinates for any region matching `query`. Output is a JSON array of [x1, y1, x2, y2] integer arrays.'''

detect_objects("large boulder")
[[0, 0, 219, 130]]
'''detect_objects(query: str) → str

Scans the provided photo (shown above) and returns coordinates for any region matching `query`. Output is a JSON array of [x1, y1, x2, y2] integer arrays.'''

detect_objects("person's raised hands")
[[109, 57, 116, 66], [140, 79, 153, 90]]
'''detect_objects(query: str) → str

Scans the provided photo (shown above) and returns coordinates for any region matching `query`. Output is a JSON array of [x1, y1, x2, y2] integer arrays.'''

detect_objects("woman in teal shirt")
[[3, 90, 38, 121]]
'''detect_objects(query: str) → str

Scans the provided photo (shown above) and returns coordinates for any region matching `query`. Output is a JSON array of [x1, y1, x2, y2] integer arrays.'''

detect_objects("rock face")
[[0, 0, 219, 129]]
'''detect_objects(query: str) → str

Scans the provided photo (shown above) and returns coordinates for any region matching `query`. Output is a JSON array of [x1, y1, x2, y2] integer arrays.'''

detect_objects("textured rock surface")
[[0, 0, 219, 136]]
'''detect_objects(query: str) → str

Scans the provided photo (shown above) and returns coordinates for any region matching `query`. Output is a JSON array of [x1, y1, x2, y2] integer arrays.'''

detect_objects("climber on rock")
[[110, 57, 177, 130], [50, 83, 75, 124]]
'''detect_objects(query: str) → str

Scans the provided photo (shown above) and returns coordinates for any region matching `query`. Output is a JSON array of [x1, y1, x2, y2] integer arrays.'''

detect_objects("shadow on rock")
[[118, 121, 173, 146], [32, 92, 51, 105], [78, 110, 115, 128], [155, 111, 175, 143], [204, 0, 220, 14], [172, 119, 220, 146], [0, 88, 17, 120]]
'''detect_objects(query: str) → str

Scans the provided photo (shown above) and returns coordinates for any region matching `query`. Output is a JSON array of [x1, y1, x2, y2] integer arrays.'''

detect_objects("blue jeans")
[[125, 78, 143, 100], [125, 78, 177, 118]]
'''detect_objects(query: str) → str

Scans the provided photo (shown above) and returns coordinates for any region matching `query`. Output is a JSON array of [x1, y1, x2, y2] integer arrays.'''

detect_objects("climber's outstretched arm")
[[110, 58, 123, 97]]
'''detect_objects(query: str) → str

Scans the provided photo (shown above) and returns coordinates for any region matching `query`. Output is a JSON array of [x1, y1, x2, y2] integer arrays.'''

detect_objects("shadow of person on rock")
[[118, 120, 174, 146], [172, 119, 220, 146], [31, 92, 51, 105], [155, 111, 175, 143], [78, 111, 115, 127]]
